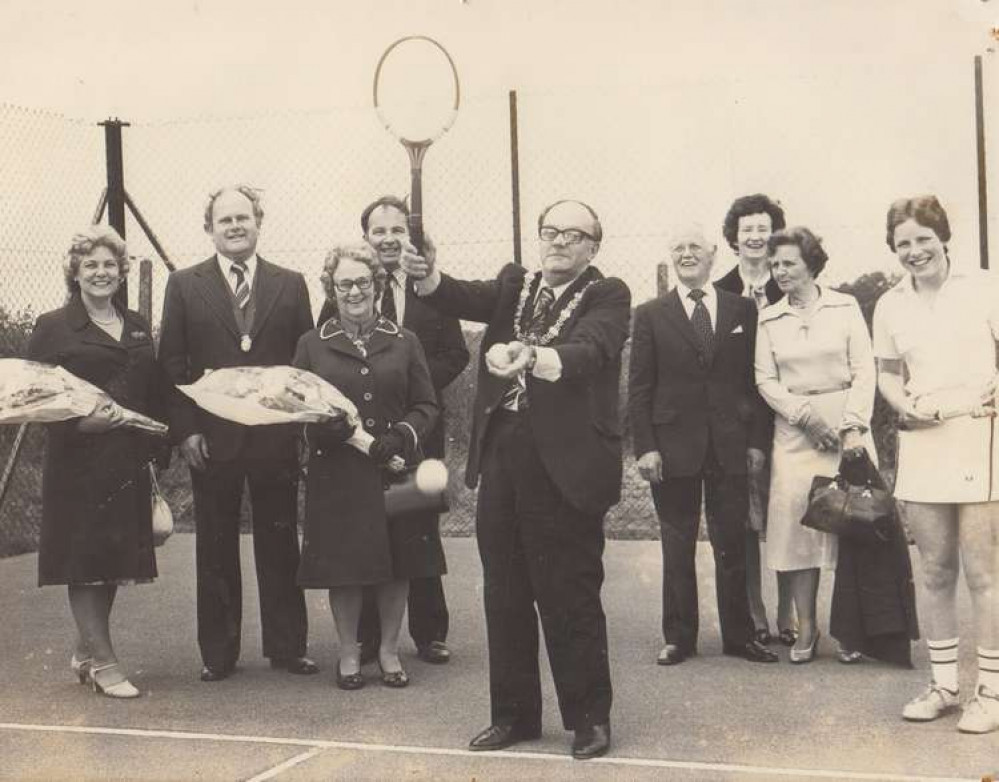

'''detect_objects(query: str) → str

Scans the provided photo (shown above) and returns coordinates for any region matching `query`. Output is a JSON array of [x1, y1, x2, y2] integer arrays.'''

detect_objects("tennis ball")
[[415, 459, 448, 494]]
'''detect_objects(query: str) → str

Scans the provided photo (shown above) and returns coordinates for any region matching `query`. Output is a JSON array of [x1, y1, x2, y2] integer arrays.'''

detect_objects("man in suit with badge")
[[159, 185, 318, 682], [628, 223, 778, 668], [401, 199, 630, 761], [317, 195, 470, 666]]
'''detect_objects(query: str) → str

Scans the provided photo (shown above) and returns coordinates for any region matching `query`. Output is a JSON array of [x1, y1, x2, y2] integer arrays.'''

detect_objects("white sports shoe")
[[902, 682, 960, 722], [957, 685, 999, 734]]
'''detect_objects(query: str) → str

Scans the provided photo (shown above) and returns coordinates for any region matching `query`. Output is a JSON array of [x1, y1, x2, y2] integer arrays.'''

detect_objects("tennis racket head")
[[373, 35, 460, 146]]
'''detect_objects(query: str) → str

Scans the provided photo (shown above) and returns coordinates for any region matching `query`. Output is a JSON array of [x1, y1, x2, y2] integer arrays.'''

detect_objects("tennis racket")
[[373, 35, 460, 254]]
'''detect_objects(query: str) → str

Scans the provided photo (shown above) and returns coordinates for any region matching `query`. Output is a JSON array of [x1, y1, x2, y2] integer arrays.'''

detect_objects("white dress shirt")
[[217, 253, 258, 295], [675, 280, 718, 330]]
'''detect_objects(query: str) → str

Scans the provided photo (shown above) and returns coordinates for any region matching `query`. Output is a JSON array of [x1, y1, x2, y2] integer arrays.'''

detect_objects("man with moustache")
[[402, 200, 629, 760], [159, 185, 317, 681], [628, 224, 778, 667], [317, 196, 469, 666]]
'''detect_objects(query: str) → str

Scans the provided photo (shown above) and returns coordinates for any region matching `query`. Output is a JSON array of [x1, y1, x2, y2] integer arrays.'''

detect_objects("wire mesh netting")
[[0, 62, 985, 551]]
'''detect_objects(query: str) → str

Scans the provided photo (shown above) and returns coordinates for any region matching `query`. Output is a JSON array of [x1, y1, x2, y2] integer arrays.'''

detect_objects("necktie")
[[527, 286, 555, 339], [688, 288, 713, 354], [380, 277, 399, 323], [231, 262, 250, 310]]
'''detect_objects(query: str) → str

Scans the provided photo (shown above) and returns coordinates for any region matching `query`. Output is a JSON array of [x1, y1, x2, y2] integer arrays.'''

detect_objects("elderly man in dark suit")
[[159, 185, 317, 682], [402, 199, 629, 761], [317, 196, 470, 666], [628, 223, 778, 667]]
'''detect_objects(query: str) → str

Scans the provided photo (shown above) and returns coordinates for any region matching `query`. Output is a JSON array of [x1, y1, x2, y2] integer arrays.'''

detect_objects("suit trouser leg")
[[512, 422, 612, 730], [703, 466, 753, 648], [191, 462, 245, 671], [476, 416, 542, 730], [246, 458, 308, 660], [408, 571, 449, 647], [653, 476, 703, 652]]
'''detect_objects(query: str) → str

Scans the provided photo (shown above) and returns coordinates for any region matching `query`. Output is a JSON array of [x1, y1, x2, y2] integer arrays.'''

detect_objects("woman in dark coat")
[[293, 243, 437, 690], [26, 225, 167, 698]]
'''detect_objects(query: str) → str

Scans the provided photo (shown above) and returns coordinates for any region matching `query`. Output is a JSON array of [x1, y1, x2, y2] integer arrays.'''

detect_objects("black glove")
[[313, 415, 356, 451], [369, 429, 406, 465]]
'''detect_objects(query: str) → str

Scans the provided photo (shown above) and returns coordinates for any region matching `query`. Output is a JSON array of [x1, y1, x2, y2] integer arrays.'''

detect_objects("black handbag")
[[383, 459, 450, 520], [800, 449, 894, 544]]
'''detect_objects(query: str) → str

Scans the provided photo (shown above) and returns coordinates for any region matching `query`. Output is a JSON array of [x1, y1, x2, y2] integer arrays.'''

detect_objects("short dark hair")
[[360, 195, 410, 234], [768, 226, 828, 278], [204, 185, 264, 230], [537, 199, 603, 242], [885, 195, 951, 251], [722, 194, 786, 252]]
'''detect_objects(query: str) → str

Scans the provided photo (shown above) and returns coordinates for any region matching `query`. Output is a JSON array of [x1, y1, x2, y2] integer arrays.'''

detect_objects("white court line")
[[0, 722, 981, 782], [245, 748, 326, 782]]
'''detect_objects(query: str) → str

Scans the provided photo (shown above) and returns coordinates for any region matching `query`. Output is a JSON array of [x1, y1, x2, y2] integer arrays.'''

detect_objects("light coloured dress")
[[756, 288, 876, 572], [872, 268, 999, 503]]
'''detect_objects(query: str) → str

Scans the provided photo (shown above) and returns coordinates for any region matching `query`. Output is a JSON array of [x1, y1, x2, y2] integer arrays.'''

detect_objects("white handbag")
[[149, 463, 174, 546]]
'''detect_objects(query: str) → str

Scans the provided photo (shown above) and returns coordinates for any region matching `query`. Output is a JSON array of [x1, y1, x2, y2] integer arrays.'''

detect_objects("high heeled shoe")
[[70, 654, 93, 685], [789, 631, 820, 664], [88, 663, 141, 699]]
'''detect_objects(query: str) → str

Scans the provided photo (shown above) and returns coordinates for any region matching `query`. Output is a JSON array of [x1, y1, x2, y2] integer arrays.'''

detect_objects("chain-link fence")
[[0, 61, 986, 551]]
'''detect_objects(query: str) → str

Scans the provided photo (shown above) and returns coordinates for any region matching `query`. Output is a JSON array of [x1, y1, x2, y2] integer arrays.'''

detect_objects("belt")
[[788, 381, 852, 396]]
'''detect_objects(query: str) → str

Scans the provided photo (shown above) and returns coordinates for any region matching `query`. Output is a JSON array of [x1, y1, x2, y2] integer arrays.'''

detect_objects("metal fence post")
[[99, 118, 131, 306], [509, 90, 522, 266], [975, 55, 989, 270]]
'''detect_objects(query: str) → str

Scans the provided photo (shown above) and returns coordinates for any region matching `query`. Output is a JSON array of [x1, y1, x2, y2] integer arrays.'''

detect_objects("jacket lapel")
[[661, 289, 703, 352], [67, 295, 129, 360], [193, 257, 241, 338], [250, 257, 288, 338], [713, 292, 739, 344]]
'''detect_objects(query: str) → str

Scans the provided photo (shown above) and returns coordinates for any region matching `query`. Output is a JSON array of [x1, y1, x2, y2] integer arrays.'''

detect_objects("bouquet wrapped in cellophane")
[[0, 358, 169, 435], [177, 366, 374, 454]]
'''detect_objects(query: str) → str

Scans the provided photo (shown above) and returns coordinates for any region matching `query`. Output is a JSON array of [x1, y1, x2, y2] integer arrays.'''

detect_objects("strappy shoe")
[[378, 661, 410, 688], [777, 628, 798, 647], [836, 647, 864, 664], [70, 654, 93, 685], [88, 663, 140, 699], [902, 682, 960, 722]]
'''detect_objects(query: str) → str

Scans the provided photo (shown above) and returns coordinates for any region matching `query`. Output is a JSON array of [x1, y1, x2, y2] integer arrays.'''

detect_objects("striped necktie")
[[231, 262, 250, 310]]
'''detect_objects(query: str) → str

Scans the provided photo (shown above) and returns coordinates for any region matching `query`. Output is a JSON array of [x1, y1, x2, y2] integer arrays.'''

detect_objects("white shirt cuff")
[[531, 346, 562, 382], [413, 269, 442, 297]]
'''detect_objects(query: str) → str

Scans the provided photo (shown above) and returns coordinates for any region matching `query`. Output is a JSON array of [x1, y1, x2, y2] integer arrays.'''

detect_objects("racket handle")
[[409, 166, 424, 255]]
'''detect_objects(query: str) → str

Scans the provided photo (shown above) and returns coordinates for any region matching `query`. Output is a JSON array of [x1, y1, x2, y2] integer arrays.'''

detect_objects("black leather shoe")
[[416, 641, 451, 665], [336, 662, 365, 691], [656, 644, 690, 666], [723, 640, 779, 663], [200, 665, 233, 682], [270, 656, 320, 675], [468, 723, 541, 752], [572, 723, 611, 760]]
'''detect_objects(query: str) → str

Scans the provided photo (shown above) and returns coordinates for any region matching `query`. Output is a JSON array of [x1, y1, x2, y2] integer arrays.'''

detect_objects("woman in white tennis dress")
[[873, 195, 999, 734]]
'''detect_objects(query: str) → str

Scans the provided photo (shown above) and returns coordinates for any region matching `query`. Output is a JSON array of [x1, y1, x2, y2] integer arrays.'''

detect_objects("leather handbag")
[[383, 458, 450, 520], [801, 473, 893, 544], [149, 463, 174, 546]]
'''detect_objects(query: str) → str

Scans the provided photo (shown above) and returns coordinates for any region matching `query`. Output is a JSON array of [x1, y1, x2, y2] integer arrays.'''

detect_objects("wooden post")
[[138, 258, 153, 326], [656, 262, 670, 297]]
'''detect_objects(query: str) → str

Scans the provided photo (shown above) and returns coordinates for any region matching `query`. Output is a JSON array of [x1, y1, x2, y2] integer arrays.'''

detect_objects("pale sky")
[[1, 0, 998, 317]]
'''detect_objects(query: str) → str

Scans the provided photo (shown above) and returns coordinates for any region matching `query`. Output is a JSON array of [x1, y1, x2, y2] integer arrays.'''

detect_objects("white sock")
[[977, 647, 999, 694], [927, 638, 959, 693]]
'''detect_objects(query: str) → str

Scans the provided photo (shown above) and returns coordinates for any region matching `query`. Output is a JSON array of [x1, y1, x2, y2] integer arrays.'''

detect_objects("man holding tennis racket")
[[403, 200, 629, 761]]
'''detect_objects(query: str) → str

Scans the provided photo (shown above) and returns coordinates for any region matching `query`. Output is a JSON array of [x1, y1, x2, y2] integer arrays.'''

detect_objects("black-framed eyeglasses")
[[333, 277, 374, 293], [539, 226, 595, 245]]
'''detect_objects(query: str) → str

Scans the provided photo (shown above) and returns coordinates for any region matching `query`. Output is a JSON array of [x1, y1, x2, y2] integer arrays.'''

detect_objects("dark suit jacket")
[[714, 264, 782, 304], [317, 282, 469, 459], [424, 263, 631, 517], [158, 255, 313, 462], [629, 288, 769, 477]]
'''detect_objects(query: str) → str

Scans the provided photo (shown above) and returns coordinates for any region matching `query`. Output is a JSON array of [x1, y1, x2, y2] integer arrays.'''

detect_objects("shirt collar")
[[892, 263, 966, 297], [759, 285, 852, 322], [387, 267, 407, 287], [737, 262, 771, 293], [218, 253, 258, 275], [675, 280, 716, 303]]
